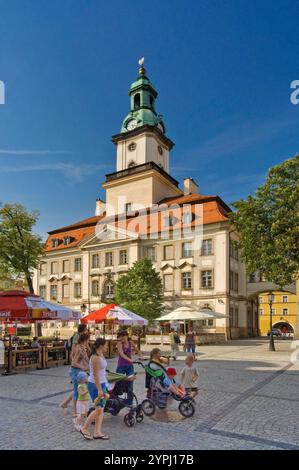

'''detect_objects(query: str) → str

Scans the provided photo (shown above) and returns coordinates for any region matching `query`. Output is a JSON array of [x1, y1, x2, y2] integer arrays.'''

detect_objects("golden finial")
[[138, 57, 146, 76]]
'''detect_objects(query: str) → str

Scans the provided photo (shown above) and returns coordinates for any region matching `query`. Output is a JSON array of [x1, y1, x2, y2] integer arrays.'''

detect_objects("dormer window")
[[182, 212, 192, 225], [63, 236, 71, 246], [134, 93, 140, 109], [164, 215, 174, 227], [52, 238, 60, 248]]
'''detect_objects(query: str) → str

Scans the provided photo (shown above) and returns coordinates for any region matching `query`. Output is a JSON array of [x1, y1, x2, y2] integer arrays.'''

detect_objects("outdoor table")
[[12, 347, 42, 371], [43, 343, 68, 368]]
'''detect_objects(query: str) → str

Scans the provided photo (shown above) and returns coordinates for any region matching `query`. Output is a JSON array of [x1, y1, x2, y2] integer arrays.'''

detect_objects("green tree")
[[0, 203, 44, 293], [114, 258, 164, 323], [230, 154, 299, 287]]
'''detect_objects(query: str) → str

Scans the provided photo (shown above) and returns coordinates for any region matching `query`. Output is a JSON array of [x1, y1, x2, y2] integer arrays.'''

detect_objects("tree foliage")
[[114, 258, 164, 323], [230, 155, 299, 287], [0, 203, 44, 293]]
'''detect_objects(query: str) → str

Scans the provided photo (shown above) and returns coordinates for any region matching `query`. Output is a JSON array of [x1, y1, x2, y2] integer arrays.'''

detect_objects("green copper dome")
[[120, 65, 166, 134]]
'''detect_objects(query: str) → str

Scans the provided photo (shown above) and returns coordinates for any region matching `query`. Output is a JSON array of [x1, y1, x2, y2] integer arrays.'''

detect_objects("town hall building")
[[34, 62, 257, 339]]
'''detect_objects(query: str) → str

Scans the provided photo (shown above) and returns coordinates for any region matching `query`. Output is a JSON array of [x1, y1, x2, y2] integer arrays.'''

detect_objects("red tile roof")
[[44, 195, 231, 252]]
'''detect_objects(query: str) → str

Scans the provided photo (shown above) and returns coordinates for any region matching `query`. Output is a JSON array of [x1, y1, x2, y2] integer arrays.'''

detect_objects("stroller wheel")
[[141, 399, 156, 416], [136, 412, 144, 423], [124, 413, 136, 427], [178, 400, 195, 418]]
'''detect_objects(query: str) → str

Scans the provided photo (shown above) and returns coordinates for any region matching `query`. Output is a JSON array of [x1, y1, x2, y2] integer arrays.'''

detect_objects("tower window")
[[134, 93, 140, 109], [150, 95, 154, 108], [128, 142, 136, 151]]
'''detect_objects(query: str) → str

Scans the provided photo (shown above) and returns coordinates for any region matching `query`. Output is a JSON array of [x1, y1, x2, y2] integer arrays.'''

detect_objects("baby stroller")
[[137, 361, 195, 418], [88, 371, 144, 428]]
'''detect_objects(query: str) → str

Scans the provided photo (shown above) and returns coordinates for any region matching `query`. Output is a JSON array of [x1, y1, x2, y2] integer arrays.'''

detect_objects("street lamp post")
[[268, 292, 275, 351]]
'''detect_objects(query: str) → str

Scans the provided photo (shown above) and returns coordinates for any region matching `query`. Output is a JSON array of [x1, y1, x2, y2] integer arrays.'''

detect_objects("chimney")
[[95, 198, 105, 216], [183, 177, 199, 196]]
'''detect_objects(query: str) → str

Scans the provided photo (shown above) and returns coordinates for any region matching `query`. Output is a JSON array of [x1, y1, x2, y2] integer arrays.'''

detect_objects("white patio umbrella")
[[106, 306, 148, 325], [157, 306, 229, 321]]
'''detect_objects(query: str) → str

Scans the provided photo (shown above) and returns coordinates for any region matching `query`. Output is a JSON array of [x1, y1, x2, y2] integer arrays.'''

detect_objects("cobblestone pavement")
[[1, 338, 299, 450]]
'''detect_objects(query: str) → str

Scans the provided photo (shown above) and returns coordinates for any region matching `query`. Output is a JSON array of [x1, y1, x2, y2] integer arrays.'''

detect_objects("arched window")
[[134, 93, 140, 109], [149, 95, 154, 108], [104, 281, 114, 299]]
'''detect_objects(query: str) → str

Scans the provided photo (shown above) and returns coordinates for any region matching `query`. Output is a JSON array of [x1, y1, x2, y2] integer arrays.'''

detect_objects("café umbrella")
[[81, 304, 148, 325], [156, 306, 229, 322], [0, 290, 81, 322]]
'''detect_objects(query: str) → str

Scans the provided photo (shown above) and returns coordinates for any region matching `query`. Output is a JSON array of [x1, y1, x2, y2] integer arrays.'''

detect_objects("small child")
[[73, 371, 91, 431], [166, 367, 186, 398], [180, 355, 199, 399]]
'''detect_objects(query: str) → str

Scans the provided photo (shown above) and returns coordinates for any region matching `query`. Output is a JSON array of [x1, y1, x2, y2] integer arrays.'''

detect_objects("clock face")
[[126, 119, 137, 131]]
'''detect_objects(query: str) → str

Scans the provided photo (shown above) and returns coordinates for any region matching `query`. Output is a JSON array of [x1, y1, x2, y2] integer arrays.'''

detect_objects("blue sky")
[[0, 0, 298, 237]]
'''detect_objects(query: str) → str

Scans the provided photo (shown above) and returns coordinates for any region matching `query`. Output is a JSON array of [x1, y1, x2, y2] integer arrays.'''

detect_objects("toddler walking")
[[73, 371, 91, 431], [180, 355, 199, 399]]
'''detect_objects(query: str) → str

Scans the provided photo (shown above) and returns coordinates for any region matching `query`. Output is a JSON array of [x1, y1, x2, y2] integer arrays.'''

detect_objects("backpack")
[[174, 334, 181, 344]]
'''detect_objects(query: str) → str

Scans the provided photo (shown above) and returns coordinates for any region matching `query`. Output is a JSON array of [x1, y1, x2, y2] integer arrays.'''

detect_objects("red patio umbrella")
[[80, 303, 117, 324], [0, 290, 38, 321]]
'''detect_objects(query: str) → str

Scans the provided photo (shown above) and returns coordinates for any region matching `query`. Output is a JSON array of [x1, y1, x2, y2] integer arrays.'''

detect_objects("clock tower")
[[102, 60, 182, 216]]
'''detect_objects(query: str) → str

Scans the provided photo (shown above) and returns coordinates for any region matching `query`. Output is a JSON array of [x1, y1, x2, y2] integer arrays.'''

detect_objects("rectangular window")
[[182, 242, 192, 258], [202, 239, 213, 256], [92, 280, 99, 296], [234, 273, 239, 292], [92, 254, 99, 269], [208, 319, 214, 326], [270, 308, 276, 315], [39, 263, 47, 276], [229, 240, 239, 260], [182, 211, 192, 225], [259, 308, 263, 315], [258, 296, 263, 304], [51, 262, 58, 274], [182, 272, 192, 289], [62, 284, 69, 298], [62, 260, 70, 272], [282, 295, 288, 303], [201, 270, 213, 288], [163, 274, 173, 291], [50, 285, 57, 300], [74, 258, 82, 272], [39, 285, 46, 299], [146, 247, 156, 262], [119, 250, 127, 265], [105, 252, 113, 266], [283, 308, 288, 316], [229, 271, 234, 290], [74, 282, 82, 298], [164, 245, 173, 260]]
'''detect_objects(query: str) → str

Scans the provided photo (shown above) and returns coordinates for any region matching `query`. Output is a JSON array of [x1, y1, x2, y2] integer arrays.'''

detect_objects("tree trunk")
[[26, 276, 34, 294]]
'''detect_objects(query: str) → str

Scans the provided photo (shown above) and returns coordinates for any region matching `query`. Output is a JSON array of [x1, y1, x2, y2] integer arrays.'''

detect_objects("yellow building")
[[258, 291, 296, 336]]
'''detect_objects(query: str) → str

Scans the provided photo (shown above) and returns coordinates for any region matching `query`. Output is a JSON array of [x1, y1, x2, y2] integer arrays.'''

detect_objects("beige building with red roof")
[[34, 63, 257, 339]]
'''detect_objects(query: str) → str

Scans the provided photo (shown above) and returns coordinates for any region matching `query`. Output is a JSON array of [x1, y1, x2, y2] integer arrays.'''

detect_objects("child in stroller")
[[139, 348, 195, 418]]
